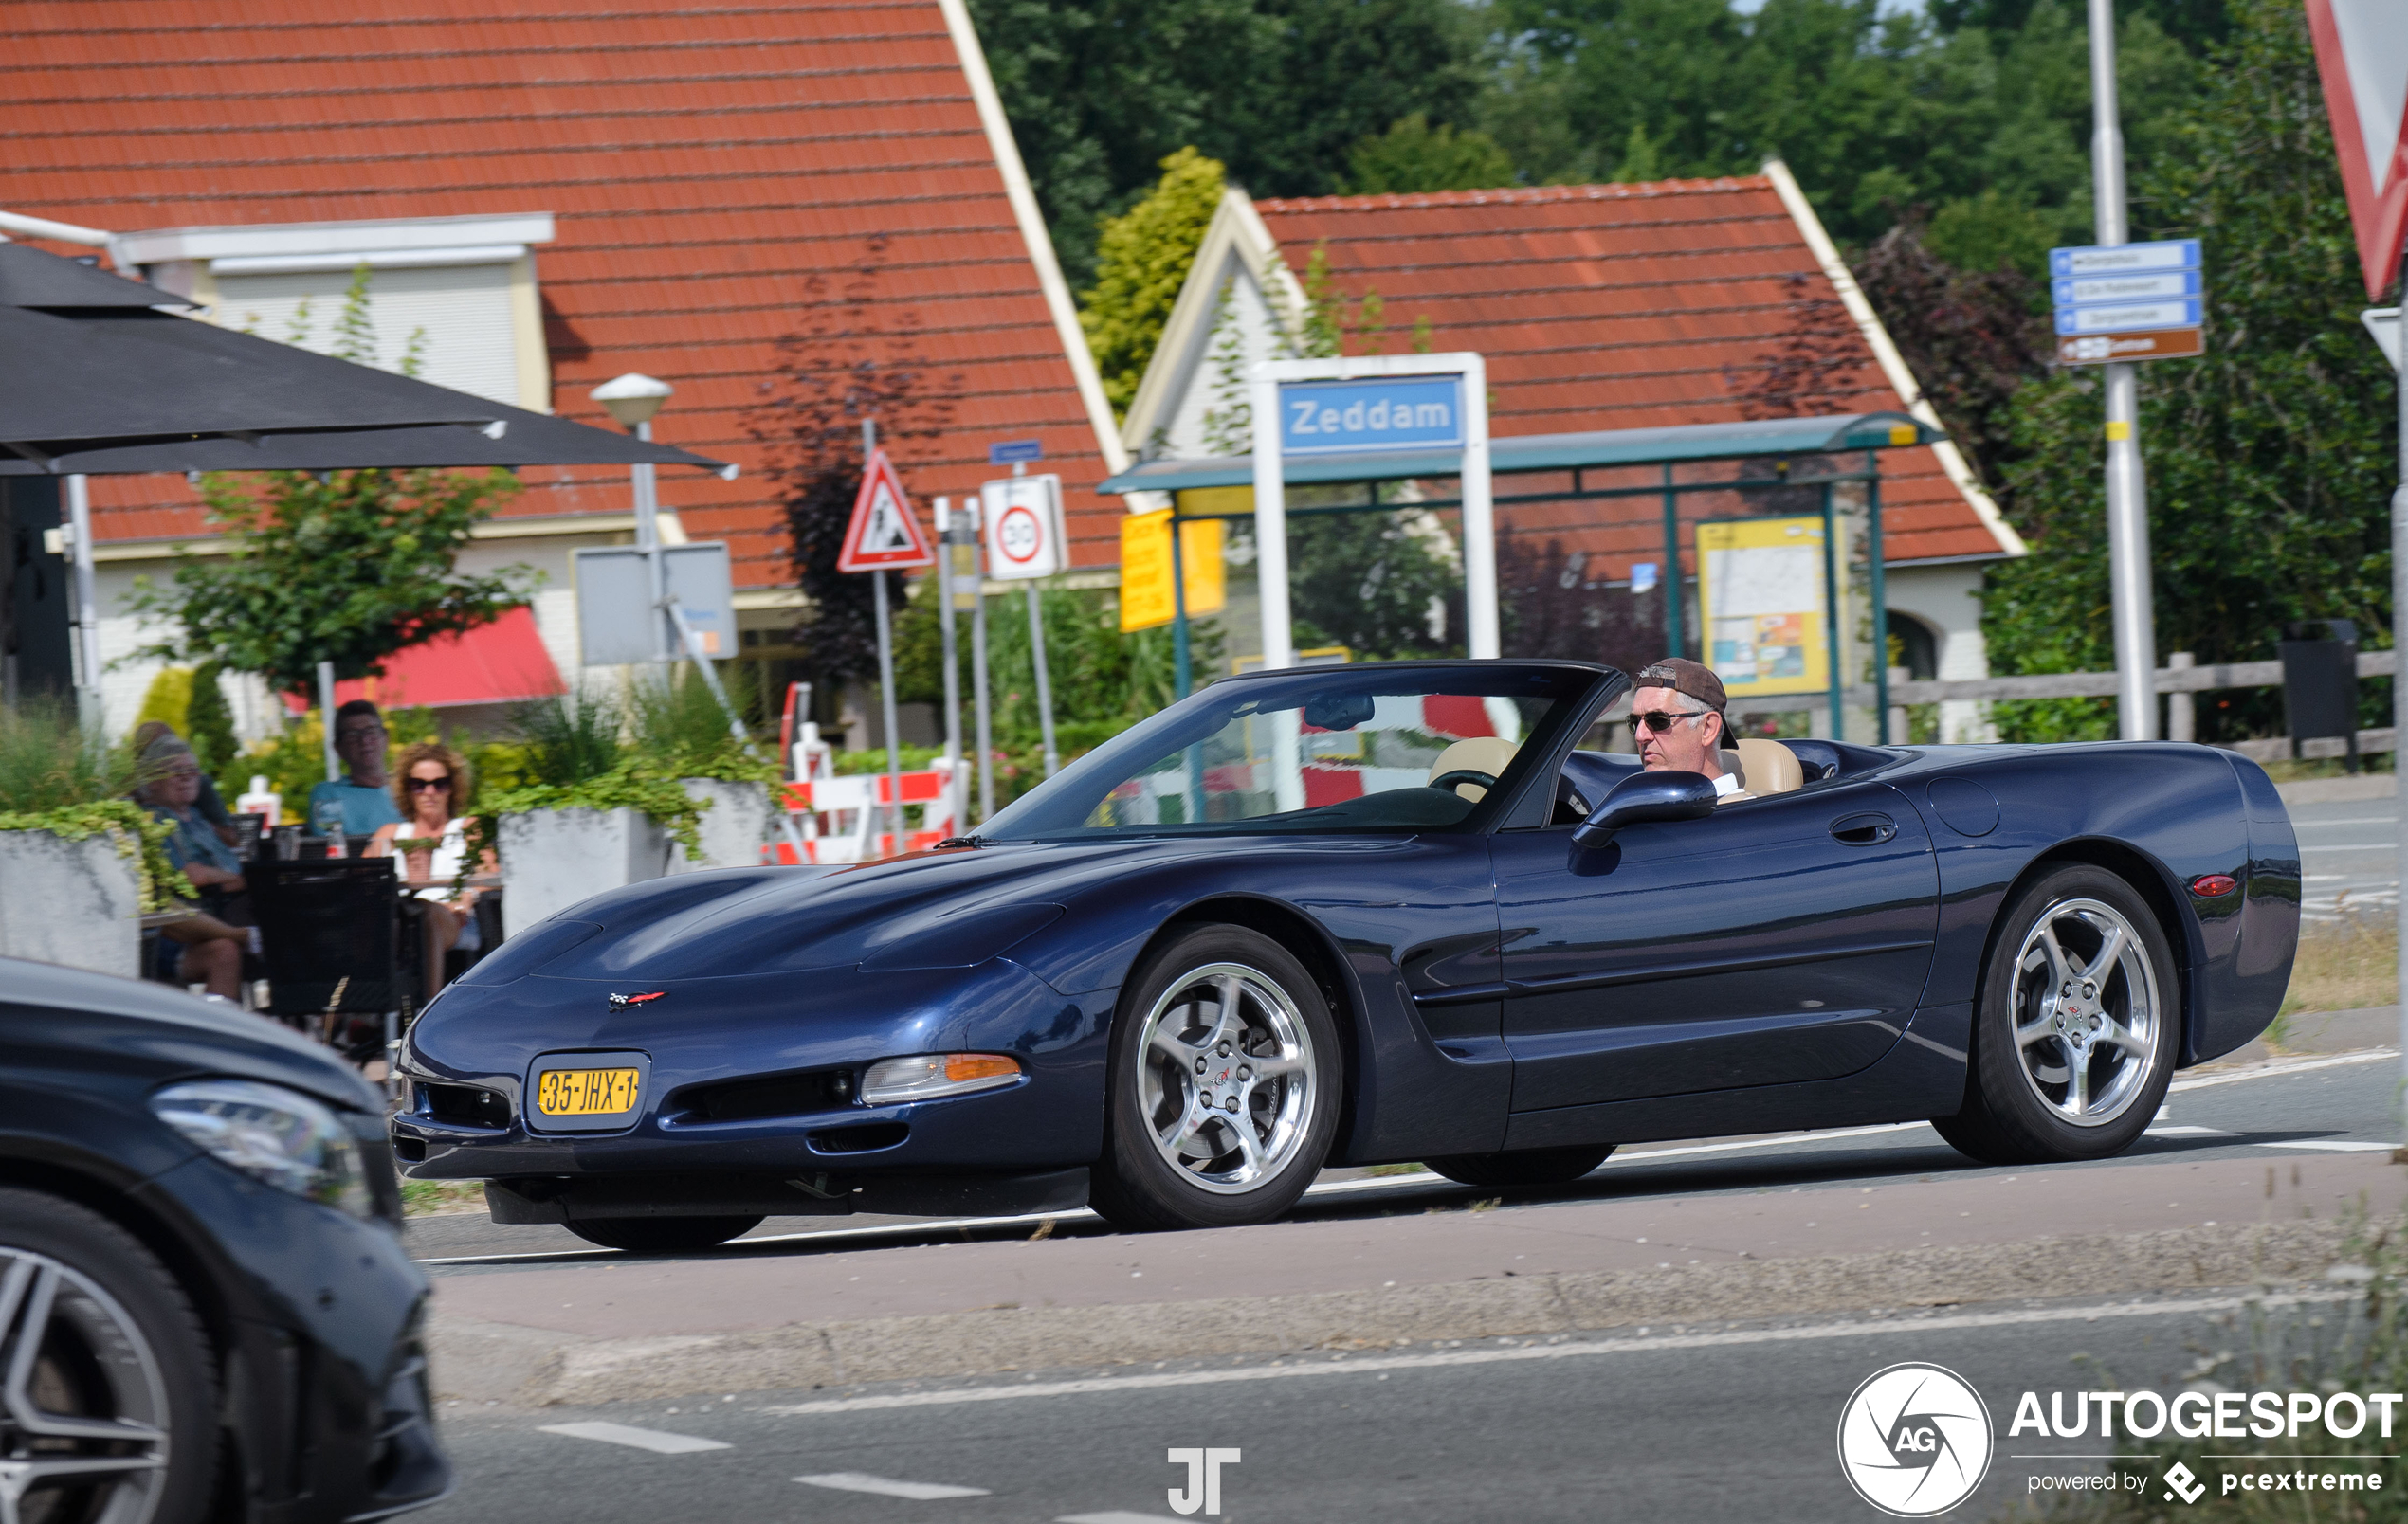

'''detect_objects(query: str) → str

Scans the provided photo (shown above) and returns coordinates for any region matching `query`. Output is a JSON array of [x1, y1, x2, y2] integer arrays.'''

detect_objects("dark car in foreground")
[[0, 959, 448, 1524], [395, 659, 2298, 1248]]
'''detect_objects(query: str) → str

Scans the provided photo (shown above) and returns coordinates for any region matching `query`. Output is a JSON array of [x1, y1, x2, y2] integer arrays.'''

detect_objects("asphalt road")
[[2293, 789, 2399, 921], [413, 1291, 2354, 1523]]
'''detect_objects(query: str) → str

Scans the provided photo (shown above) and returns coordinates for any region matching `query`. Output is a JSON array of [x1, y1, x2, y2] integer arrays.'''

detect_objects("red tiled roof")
[[0, 0, 1110, 584], [1254, 179, 2009, 566]]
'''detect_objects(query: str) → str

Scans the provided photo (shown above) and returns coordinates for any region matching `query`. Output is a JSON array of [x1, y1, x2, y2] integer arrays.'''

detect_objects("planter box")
[[499, 807, 673, 937], [0, 828, 141, 975], [671, 779, 770, 873]]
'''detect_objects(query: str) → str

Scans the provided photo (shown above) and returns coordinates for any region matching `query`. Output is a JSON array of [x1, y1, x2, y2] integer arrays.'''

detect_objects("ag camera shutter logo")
[[1837, 1363, 1995, 1516]]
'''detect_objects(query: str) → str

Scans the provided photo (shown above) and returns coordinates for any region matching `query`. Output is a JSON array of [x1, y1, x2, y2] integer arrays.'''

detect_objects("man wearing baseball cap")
[[1629, 658, 1748, 802]]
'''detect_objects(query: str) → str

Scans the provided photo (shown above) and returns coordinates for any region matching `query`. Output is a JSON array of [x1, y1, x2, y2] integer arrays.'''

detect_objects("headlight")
[[859, 1053, 1023, 1106], [150, 1079, 374, 1219]]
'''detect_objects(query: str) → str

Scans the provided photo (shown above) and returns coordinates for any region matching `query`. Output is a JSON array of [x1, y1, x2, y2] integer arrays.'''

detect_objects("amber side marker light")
[[2189, 874, 2238, 898], [859, 1052, 1025, 1105]]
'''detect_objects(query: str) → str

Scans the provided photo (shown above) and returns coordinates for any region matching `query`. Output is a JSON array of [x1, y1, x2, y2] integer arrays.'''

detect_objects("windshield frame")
[[976, 659, 1624, 844]]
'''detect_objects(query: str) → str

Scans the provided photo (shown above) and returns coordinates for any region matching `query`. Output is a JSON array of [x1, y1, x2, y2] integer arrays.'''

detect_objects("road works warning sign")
[[837, 449, 935, 572]]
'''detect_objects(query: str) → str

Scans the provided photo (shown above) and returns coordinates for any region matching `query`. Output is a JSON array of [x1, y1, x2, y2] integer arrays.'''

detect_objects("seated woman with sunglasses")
[[1628, 658, 1751, 803], [370, 741, 498, 996]]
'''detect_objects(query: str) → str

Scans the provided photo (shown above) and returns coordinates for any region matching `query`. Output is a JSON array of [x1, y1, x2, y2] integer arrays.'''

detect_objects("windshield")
[[978, 662, 1614, 841]]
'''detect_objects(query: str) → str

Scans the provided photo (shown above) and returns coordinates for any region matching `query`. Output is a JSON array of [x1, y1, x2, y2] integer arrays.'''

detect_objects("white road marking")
[[537, 1421, 731, 1454], [796, 1472, 990, 1498], [2257, 1140, 2399, 1153], [415, 1046, 2402, 1267], [2146, 1125, 2235, 1136], [1057, 1513, 1186, 1524], [759, 1293, 2350, 1418], [2294, 817, 2399, 827]]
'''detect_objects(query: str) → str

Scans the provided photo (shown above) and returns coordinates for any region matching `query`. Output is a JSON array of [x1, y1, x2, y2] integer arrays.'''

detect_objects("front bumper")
[[137, 1146, 449, 1522], [392, 960, 1113, 1210]]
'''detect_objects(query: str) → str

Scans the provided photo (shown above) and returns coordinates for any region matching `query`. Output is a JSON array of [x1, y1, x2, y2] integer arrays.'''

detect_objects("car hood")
[[0, 955, 382, 1113], [458, 838, 1201, 987]]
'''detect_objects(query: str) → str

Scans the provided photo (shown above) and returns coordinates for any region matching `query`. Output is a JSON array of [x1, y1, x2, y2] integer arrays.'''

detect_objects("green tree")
[[967, 0, 1486, 287], [1081, 148, 1228, 417], [129, 467, 534, 698], [1340, 114, 1515, 194], [1980, 0, 2393, 743], [183, 659, 238, 779]]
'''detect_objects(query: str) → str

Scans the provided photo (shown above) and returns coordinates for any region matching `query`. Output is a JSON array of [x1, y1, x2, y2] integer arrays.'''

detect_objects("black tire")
[[1424, 1145, 1615, 1188], [1934, 863, 2179, 1165], [0, 1186, 217, 1524], [1090, 925, 1343, 1232], [564, 1215, 764, 1252]]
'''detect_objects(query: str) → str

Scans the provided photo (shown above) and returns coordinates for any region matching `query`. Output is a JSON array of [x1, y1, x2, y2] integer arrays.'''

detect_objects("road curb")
[[430, 1218, 2363, 1407]]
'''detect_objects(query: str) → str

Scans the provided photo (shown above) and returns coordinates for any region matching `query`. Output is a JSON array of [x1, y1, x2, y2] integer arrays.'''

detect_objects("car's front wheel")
[[564, 1216, 764, 1252], [1934, 864, 2177, 1165], [0, 1186, 217, 1524], [1089, 926, 1341, 1232]]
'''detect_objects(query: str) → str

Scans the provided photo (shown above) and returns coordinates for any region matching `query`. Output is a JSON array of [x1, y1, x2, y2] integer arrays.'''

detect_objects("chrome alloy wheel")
[[1135, 962, 1318, 1195], [0, 1250, 173, 1524], [2010, 897, 2162, 1128]]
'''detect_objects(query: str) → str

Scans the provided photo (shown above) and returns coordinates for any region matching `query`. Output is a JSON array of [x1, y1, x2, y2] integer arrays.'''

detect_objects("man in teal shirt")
[[307, 698, 406, 837]]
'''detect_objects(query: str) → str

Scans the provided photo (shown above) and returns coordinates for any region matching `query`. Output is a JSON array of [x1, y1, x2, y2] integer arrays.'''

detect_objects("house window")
[[119, 213, 556, 412]]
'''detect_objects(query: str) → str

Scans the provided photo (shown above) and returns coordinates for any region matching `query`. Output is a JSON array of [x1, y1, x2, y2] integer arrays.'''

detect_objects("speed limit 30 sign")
[[979, 474, 1065, 580]]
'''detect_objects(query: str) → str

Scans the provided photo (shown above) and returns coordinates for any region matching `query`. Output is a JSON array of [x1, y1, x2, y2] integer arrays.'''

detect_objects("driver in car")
[[1630, 658, 1749, 804]]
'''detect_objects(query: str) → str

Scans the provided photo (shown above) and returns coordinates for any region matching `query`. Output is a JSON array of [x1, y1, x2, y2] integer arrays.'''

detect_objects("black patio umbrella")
[[0, 244, 724, 476]]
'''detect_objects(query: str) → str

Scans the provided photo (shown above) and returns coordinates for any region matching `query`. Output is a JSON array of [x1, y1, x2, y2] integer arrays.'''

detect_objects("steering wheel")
[[1429, 769, 1499, 797]]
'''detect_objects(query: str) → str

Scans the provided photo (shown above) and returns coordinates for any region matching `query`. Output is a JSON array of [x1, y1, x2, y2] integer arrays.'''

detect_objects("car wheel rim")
[[0, 1249, 173, 1524], [1135, 961, 1317, 1196], [2009, 897, 2162, 1128]]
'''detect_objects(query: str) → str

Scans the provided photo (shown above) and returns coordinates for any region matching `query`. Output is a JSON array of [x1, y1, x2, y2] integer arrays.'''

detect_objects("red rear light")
[[2190, 874, 2238, 898]]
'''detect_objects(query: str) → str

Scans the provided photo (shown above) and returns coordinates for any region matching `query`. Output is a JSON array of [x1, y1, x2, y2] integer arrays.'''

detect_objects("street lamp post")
[[592, 372, 677, 663]]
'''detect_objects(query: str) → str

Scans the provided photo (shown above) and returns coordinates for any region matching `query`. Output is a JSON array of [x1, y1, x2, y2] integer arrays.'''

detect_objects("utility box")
[[2278, 618, 2360, 771]]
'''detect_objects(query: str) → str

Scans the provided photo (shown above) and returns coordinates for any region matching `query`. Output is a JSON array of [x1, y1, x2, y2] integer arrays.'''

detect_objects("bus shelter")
[[1095, 410, 1948, 743]]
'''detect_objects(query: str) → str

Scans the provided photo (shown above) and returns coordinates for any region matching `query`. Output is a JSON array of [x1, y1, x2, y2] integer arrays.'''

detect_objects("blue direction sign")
[[1278, 374, 1465, 456], [987, 439, 1043, 464], [2050, 239, 2204, 365]]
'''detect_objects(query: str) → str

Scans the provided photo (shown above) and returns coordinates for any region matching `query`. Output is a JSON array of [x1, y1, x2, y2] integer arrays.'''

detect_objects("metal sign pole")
[[1821, 483, 1844, 741], [1170, 504, 1192, 698], [1011, 463, 1060, 778], [2089, 0, 2158, 741], [1867, 450, 1891, 742], [63, 474, 102, 724], [971, 536, 995, 822], [935, 497, 966, 834], [864, 418, 905, 851], [1660, 463, 1682, 661]]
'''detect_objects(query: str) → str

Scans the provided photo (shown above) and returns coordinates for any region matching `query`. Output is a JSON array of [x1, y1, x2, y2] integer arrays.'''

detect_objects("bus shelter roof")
[[1092, 410, 1943, 497]]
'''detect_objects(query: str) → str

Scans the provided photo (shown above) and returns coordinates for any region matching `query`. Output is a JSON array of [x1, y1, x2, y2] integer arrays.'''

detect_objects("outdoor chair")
[[244, 857, 410, 1073]]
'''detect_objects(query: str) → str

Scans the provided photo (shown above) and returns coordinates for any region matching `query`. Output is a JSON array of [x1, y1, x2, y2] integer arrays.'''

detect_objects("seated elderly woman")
[[137, 735, 257, 1000], [369, 740, 496, 997]]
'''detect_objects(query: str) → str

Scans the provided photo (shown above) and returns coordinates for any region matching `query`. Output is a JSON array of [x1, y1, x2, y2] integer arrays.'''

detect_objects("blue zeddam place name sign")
[[1278, 374, 1465, 456]]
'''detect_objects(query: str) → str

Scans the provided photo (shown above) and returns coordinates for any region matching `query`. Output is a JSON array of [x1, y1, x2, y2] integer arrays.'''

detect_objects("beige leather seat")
[[1726, 737, 1805, 797], [1426, 736, 1520, 801]]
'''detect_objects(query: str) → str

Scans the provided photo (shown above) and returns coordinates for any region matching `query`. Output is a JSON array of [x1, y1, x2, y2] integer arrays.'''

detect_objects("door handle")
[[1830, 812, 1897, 845]]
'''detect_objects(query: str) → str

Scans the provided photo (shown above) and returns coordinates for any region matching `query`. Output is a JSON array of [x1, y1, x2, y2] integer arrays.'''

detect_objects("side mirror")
[[1571, 770, 1718, 849]]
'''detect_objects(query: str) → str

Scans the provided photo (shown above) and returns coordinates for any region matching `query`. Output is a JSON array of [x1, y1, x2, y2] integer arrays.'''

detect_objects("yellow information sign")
[[1695, 516, 1828, 698], [1120, 510, 1226, 632]]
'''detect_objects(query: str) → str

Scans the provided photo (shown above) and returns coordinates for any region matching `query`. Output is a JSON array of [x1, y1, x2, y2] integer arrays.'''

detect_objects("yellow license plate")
[[536, 1068, 641, 1116]]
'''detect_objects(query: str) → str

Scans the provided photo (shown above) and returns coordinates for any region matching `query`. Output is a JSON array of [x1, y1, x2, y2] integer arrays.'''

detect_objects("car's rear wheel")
[[0, 1186, 216, 1524], [1424, 1145, 1614, 1188], [564, 1216, 764, 1252], [1934, 864, 2177, 1165], [1089, 925, 1341, 1232]]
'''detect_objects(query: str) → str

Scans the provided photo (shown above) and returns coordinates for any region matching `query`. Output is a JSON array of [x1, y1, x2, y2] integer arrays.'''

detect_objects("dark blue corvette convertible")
[[392, 660, 2298, 1247]]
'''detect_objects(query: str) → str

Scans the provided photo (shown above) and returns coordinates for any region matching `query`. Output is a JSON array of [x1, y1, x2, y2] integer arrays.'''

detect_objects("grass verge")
[[2282, 906, 2398, 1020], [401, 1177, 487, 1217]]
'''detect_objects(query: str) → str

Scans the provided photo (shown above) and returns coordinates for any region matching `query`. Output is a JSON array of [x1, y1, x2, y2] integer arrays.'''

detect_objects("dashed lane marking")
[[536, 1421, 731, 1454], [796, 1472, 990, 1498], [2257, 1140, 2399, 1152], [758, 1292, 2350, 1418]]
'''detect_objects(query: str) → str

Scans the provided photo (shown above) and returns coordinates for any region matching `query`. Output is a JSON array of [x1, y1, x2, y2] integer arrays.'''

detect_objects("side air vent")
[[676, 1069, 857, 1123]]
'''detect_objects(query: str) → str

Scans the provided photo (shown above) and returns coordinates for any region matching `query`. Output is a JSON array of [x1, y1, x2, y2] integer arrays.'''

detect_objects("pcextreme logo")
[[1837, 1363, 1996, 1516]]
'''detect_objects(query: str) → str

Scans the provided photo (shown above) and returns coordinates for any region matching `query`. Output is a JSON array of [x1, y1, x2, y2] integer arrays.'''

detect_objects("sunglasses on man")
[[1632, 709, 1709, 734]]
